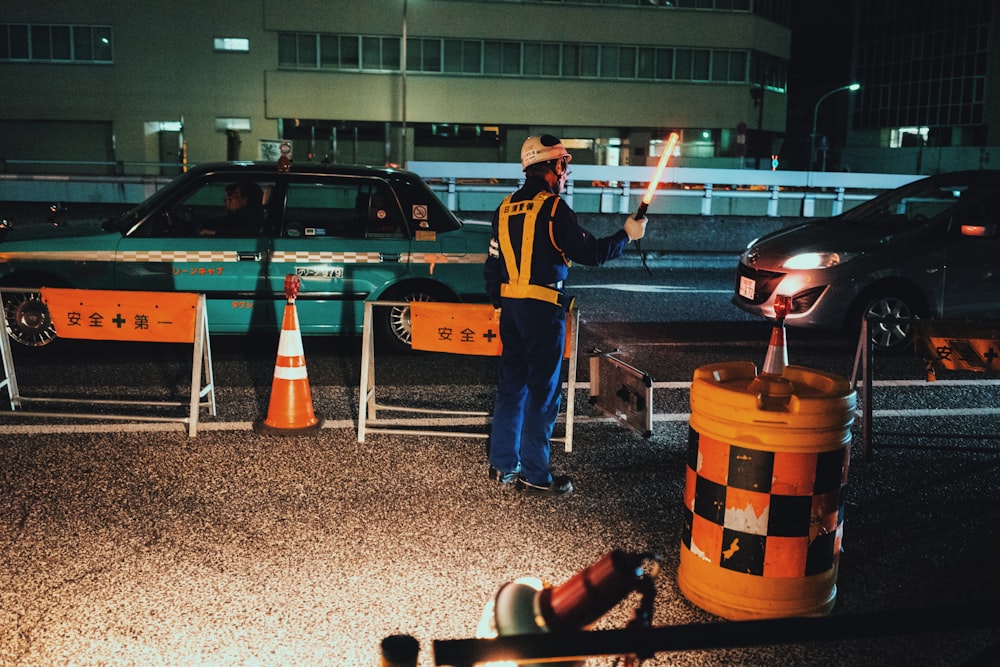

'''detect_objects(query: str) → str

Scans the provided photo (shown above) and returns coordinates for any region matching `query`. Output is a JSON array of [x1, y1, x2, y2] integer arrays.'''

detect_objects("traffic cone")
[[253, 299, 323, 435], [749, 295, 793, 407], [761, 294, 790, 377], [761, 319, 788, 377]]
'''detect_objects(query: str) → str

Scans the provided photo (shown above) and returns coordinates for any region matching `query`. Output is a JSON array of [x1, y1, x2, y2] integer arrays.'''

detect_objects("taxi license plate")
[[739, 275, 756, 300]]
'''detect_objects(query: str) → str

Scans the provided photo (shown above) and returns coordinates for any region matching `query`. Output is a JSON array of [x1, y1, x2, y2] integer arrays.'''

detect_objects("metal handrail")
[[0, 160, 925, 218]]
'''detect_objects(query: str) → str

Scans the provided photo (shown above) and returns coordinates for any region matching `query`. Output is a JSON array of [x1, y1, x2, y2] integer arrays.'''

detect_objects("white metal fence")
[[0, 162, 925, 219], [410, 161, 923, 218]]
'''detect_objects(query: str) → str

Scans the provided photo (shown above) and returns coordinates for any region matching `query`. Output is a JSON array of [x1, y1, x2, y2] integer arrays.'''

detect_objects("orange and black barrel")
[[678, 361, 856, 620]]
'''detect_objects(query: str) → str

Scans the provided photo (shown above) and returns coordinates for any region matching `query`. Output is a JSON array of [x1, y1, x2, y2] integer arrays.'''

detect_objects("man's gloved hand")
[[624, 215, 648, 241]]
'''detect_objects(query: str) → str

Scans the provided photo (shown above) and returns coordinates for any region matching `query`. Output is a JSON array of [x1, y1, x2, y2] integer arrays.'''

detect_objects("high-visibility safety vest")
[[497, 192, 572, 308]]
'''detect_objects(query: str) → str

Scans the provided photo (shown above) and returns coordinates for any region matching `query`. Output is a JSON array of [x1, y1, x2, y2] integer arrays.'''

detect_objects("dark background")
[[786, 1, 856, 170]]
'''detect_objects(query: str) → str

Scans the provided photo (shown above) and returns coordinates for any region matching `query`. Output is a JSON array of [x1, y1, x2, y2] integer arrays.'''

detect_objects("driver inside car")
[[198, 181, 264, 237]]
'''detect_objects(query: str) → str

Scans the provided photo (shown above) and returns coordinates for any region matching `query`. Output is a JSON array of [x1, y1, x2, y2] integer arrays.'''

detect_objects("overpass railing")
[[0, 159, 923, 219], [411, 161, 921, 218]]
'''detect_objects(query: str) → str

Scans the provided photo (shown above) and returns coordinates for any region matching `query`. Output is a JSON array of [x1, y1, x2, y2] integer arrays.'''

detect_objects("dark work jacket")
[[203, 206, 263, 238], [483, 175, 630, 306]]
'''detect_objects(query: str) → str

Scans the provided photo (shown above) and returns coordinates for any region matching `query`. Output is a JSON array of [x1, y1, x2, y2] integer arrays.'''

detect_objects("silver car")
[[733, 170, 1000, 352]]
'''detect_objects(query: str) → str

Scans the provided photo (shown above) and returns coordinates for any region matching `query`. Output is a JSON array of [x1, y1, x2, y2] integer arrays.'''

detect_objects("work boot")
[[516, 474, 573, 496], [488, 466, 520, 486]]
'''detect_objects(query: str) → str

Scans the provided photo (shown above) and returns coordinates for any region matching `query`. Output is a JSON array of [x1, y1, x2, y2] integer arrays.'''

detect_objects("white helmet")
[[520, 134, 572, 170]]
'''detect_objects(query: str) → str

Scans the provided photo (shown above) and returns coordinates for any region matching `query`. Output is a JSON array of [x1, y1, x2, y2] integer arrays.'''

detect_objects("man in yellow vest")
[[485, 135, 647, 495]]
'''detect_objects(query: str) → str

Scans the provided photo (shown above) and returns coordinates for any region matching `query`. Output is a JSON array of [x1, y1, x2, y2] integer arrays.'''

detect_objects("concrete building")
[[841, 0, 1000, 173], [0, 0, 792, 175]]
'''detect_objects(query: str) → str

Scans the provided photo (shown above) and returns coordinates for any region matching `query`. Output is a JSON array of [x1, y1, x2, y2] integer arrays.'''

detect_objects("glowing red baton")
[[635, 131, 680, 219]]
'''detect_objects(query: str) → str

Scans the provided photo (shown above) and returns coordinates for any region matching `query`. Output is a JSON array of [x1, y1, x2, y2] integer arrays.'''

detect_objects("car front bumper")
[[733, 260, 855, 331]]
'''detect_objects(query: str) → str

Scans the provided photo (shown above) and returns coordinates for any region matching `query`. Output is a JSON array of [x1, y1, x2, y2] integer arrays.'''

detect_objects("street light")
[[810, 82, 860, 171], [401, 0, 408, 166], [402, 0, 407, 162]]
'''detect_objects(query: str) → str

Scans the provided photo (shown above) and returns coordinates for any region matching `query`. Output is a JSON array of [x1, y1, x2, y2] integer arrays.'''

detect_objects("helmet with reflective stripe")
[[520, 134, 572, 170]]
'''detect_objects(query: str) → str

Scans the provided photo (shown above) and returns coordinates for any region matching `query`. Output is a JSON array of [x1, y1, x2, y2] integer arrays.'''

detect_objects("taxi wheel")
[[378, 286, 451, 352], [3, 291, 58, 347], [383, 293, 431, 352]]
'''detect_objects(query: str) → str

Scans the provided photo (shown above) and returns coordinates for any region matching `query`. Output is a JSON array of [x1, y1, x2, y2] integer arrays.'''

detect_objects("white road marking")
[[573, 284, 730, 294], [1, 378, 993, 434]]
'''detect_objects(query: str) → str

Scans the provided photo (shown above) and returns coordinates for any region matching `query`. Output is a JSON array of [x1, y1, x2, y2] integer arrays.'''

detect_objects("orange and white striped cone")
[[761, 294, 791, 377], [761, 318, 788, 377], [750, 295, 793, 405], [253, 298, 323, 435]]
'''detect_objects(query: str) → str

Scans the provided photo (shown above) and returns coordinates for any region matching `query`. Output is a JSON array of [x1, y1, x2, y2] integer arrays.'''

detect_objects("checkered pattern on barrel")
[[681, 427, 848, 578]]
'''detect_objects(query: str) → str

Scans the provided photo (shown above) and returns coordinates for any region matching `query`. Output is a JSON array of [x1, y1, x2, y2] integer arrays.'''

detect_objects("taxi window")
[[284, 181, 363, 239], [358, 182, 406, 239], [183, 180, 270, 238], [282, 179, 405, 239], [138, 178, 272, 238]]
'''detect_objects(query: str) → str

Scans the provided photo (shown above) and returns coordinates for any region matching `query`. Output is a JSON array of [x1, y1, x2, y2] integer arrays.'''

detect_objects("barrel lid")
[[693, 362, 853, 400]]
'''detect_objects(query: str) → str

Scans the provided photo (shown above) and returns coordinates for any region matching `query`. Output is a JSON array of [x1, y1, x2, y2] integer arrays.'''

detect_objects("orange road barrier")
[[410, 302, 502, 356], [358, 301, 579, 451], [681, 361, 856, 620], [254, 276, 323, 435], [42, 287, 198, 343], [410, 302, 573, 358], [0, 287, 215, 437]]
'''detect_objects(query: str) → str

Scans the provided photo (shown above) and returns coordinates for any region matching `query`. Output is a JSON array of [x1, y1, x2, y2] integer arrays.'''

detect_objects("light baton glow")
[[635, 131, 680, 219]]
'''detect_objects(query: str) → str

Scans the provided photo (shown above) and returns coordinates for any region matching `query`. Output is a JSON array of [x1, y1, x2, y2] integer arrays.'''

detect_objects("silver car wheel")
[[864, 295, 914, 352]]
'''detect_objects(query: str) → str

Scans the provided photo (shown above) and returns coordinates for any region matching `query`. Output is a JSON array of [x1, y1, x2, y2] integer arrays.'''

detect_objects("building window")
[[278, 33, 317, 68], [499, 41, 519, 75], [600, 45, 622, 78], [339, 35, 360, 69], [276, 31, 786, 90], [575, 45, 597, 78], [542, 44, 562, 76], [462, 40, 483, 74], [216, 117, 252, 131], [749, 51, 787, 92], [711, 50, 747, 82], [445, 0, 788, 26], [362, 35, 400, 71], [408, 37, 440, 73], [853, 0, 989, 132], [561, 44, 578, 77], [890, 127, 929, 148], [214, 37, 250, 53], [0, 23, 112, 63], [676, 49, 704, 80]]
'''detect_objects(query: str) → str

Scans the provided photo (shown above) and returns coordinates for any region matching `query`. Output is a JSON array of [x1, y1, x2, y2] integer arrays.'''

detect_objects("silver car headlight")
[[782, 251, 860, 270]]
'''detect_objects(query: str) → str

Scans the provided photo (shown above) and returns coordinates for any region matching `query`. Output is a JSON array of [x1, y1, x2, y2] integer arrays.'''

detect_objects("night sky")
[[786, 1, 856, 168]]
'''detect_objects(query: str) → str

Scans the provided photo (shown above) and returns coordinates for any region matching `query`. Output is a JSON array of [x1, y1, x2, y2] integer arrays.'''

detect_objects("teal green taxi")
[[0, 163, 492, 350]]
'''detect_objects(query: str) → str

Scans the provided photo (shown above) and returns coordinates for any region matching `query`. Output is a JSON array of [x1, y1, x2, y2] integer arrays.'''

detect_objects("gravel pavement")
[[2, 407, 999, 666]]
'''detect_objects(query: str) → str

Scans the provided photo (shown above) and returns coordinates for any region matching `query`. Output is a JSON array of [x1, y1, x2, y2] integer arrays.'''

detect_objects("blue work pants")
[[488, 297, 566, 485]]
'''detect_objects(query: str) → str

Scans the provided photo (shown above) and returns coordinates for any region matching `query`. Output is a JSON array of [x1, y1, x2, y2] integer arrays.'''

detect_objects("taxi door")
[[268, 176, 411, 336], [112, 179, 277, 333]]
